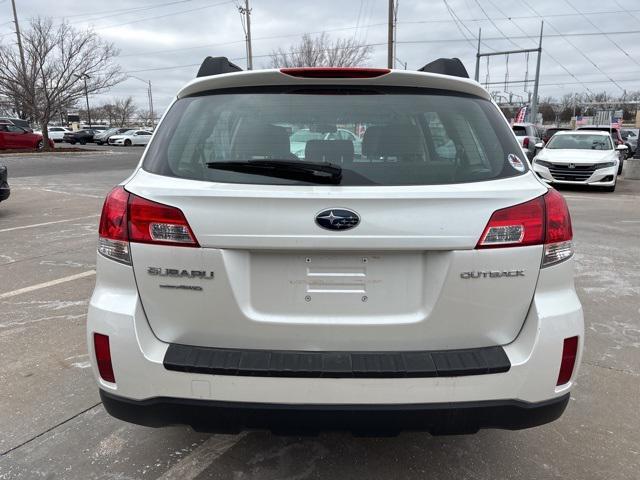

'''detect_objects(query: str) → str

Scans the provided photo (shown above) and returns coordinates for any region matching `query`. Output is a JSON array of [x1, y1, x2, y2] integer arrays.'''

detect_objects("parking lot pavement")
[[0, 151, 639, 479]]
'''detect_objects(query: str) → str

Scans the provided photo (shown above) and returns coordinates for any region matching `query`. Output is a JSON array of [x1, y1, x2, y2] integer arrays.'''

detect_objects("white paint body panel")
[[125, 169, 547, 350]]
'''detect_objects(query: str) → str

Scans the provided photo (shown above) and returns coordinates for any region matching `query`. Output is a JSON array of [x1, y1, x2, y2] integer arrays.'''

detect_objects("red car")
[[0, 120, 54, 150]]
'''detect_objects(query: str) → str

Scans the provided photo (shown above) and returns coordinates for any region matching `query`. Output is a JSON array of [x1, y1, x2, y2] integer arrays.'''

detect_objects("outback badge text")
[[460, 270, 525, 279]]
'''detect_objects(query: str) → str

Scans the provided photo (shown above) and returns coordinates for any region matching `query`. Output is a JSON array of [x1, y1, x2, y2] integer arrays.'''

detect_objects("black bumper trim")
[[0, 186, 9, 202], [163, 344, 510, 378], [100, 390, 570, 435]]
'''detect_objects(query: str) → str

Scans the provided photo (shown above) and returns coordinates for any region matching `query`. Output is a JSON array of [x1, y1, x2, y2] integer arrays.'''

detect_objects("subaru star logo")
[[315, 208, 360, 231]]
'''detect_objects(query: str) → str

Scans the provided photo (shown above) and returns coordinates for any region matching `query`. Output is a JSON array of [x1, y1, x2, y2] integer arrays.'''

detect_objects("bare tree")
[[136, 109, 157, 127], [112, 97, 136, 127], [0, 17, 124, 148], [270, 33, 372, 68]]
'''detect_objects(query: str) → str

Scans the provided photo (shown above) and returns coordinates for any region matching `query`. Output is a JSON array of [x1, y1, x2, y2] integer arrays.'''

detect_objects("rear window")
[[512, 126, 527, 136], [143, 86, 528, 186]]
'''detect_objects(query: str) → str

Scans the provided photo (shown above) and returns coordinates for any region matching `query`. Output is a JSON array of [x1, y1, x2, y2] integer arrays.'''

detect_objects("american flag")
[[515, 106, 527, 123]]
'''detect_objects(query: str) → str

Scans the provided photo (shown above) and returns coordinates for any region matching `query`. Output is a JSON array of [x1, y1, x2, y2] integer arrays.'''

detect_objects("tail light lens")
[[477, 188, 573, 267], [98, 186, 199, 264], [477, 196, 545, 248], [542, 189, 573, 266], [128, 195, 199, 247], [98, 187, 130, 264], [523, 137, 530, 149], [94, 333, 115, 383], [557, 336, 579, 385]]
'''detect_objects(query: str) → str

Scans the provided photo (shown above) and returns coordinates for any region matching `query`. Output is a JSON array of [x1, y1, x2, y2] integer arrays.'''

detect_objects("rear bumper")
[[88, 254, 583, 431], [100, 389, 570, 434]]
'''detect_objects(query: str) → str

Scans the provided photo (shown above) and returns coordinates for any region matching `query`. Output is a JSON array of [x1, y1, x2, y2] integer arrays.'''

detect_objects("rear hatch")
[[124, 76, 547, 351]]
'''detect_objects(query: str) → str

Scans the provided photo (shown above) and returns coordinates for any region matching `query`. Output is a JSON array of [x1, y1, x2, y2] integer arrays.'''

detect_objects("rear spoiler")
[[196, 56, 243, 78], [418, 58, 469, 79], [195, 56, 470, 79]]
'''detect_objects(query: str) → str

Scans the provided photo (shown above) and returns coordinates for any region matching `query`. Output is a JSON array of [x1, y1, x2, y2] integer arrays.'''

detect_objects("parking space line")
[[0, 215, 99, 233], [0, 270, 96, 300], [157, 433, 247, 480]]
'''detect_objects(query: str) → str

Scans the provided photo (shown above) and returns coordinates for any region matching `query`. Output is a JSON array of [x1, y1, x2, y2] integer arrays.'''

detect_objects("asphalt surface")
[[0, 147, 639, 479]]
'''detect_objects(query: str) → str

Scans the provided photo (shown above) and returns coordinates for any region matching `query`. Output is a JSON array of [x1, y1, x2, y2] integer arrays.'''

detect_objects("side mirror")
[[534, 142, 544, 149], [616, 144, 628, 151]]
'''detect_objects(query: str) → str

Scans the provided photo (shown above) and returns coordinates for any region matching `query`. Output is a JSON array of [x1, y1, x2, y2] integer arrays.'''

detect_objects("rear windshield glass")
[[547, 134, 613, 150], [143, 86, 528, 186], [512, 126, 527, 136]]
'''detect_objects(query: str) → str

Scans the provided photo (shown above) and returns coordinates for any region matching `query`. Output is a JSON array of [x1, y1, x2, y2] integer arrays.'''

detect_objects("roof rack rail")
[[418, 58, 469, 79], [196, 56, 243, 78]]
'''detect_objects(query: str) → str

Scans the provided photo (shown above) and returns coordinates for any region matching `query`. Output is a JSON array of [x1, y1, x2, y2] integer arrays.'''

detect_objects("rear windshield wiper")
[[206, 159, 342, 185]]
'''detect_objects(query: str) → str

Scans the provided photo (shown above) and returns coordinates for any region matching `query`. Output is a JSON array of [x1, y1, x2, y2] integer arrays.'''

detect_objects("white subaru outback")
[[88, 57, 583, 435]]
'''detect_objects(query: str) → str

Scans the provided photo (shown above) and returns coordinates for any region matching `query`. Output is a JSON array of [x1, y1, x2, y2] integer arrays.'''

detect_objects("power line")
[[612, 0, 640, 23], [472, 0, 521, 49], [521, 0, 626, 92], [64, 0, 196, 23], [94, 0, 235, 31], [401, 8, 640, 25], [563, 0, 640, 69], [485, 0, 594, 94], [118, 23, 388, 58], [442, 0, 478, 50]]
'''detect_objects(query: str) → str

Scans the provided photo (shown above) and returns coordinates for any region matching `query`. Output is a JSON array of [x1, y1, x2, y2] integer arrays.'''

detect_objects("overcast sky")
[[1, 0, 640, 114]]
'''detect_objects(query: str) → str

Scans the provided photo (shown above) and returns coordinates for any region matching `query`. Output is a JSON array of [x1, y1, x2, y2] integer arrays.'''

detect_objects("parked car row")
[[62, 127, 153, 146]]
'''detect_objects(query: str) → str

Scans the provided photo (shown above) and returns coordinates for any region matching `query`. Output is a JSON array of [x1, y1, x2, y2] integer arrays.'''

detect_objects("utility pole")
[[75, 73, 92, 129], [529, 21, 544, 126], [148, 80, 155, 128], [10, 0, 26, 75], [474, 28, 481, 82], [238, 0, 253, 70], [387, 0, 394, 68]]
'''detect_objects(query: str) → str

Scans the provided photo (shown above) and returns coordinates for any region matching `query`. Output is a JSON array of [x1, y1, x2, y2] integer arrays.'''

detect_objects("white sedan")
[[532, 130, 626, 192], [108, 129, 152, 147], [33, 126, 71, 142]]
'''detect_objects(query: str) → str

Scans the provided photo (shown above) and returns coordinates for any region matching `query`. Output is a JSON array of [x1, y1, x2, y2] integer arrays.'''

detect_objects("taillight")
[[477, 188, 573, 267], [557, 336, 579, 385], [94, 333, 115, 383], [542, 188, 573, 266], [97, 187, 199, 264], [477, 196, 545, 248], [98, 187, 130, 264], [523, 137, 530, 148], [280, 67, 391, 78], [128, 195, 199, 247]]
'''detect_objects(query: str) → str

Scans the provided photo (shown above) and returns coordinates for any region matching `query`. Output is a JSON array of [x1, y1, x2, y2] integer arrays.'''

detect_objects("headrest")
[[305, 140, 354, 163], [362, 124, 423, 159], [232, 123, 292, 160]]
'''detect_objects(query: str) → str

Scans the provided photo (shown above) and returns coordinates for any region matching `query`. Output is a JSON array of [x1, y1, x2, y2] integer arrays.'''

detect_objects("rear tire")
[[36, 140, 43, 150], [79, 139, 86, 145], [124, 139, 132, 146], [618, 158, 624, 175]]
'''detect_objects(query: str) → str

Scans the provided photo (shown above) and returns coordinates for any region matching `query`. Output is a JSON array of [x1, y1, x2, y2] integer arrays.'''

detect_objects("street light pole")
[[130, 76, 155, 127], [74, 73, 92, 129], [148, 80, 155, 128]]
